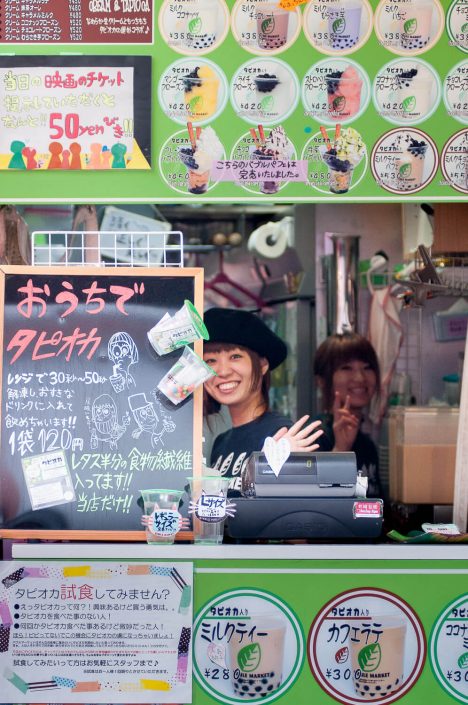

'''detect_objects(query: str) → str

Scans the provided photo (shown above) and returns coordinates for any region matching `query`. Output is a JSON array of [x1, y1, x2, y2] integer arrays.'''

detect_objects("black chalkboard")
[[0, 266, 204, 530]]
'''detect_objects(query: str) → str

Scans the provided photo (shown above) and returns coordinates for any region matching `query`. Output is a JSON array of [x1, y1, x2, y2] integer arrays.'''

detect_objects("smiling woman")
[[203, 307, 323, 493], [313, 333, 382, 497]]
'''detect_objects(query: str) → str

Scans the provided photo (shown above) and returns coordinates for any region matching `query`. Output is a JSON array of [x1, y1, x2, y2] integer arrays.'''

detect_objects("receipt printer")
[[242, 451, 358, 497], [226, 452, 383, 540]]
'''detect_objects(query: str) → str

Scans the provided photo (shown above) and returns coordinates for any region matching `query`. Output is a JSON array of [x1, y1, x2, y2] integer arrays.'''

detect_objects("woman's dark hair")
[[313, 333, 380, 411], [203, 342, 271, 417]]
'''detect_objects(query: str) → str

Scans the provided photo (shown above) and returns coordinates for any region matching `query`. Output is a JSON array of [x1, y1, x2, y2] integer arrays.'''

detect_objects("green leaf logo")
[[461, 22, 468, 32], [237, 643, 261, 673], [332, 96, 346, 112], [404, 18, 418, 34], [358, 644, 382, 672], [261, 17, 275, 34], [399, 162, 412, 178], [188, 17, 202, 35], [188, 95, 203, 114], [402, 95, 416, 113], [260, 95, 275, 111], [332, 17, 346, 34], [458, 652, 468, 669]]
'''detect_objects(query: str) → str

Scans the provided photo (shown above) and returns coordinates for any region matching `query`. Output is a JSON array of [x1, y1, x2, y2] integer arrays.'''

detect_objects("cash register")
[[226, 451, 383, 540]]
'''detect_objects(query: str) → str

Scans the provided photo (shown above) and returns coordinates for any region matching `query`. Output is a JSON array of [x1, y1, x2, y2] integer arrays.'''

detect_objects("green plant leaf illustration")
[[188, 17, 202, 35], [189, 95, 203, 113], [458, 652, 468, 669], [332, 17, 346, 34], [237, 643, 262, 673], [332, 96, 346, 112], [403, 18, 418, 35], [461, 22, 468, 32], [399, 162, 412, 178], [358, 643, 382, 672], [261, 17, 275, 35], [402, 95, 416, 113], [260, 95, 274, 111]]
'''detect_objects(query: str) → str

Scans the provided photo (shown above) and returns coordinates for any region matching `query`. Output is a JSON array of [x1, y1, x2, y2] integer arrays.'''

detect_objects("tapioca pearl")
[[364, 685, 370, 692], [267, 684, 274, 691], [241, 685, 250, 692]]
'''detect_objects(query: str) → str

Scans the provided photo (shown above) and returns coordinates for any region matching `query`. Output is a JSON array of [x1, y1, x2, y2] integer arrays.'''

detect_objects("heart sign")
[[263, 436, 291, 477]]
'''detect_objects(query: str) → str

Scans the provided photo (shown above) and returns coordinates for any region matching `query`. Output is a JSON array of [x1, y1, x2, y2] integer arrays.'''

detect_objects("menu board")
[[0, 0, 154, 43], [0, 0, 466, 202], [0, 266, 204, 531], [0, 56, 152, 171]]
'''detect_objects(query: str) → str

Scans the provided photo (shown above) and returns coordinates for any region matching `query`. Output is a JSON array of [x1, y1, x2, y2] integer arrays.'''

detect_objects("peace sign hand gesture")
[[331, 392, 359, 452]]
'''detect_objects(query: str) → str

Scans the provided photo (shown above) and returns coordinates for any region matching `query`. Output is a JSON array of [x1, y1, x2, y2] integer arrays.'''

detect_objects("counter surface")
[[10, 542, 468, 560]]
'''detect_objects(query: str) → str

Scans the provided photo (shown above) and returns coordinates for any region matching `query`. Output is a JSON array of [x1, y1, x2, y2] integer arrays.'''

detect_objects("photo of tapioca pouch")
[[349, 615, 407, 700]]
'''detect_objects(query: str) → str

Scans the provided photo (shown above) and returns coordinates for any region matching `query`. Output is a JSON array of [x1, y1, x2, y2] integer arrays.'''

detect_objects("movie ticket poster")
[[0, 56, 151, 170]]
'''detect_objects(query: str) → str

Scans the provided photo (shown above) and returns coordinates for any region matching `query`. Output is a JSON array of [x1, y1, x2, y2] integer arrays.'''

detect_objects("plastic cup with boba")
[[148, 300, 209, 356], [183, 2, 219, 50], [327, 2, 362, 50], [325, 74, 363, 121], [228, 615, 286, 696], [350, 615, 407, 700], [319, 146, 355, 194], [398, 2, 434, 50], [157, 346, 216, 405], [256, 3, 290, 50]]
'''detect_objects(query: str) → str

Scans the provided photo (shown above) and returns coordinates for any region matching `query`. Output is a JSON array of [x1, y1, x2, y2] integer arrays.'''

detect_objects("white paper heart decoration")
[[263, 436, 291, 477]]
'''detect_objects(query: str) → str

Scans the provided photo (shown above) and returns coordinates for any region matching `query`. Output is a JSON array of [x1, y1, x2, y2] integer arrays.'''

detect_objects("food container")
[[389, 406, 459, 504]]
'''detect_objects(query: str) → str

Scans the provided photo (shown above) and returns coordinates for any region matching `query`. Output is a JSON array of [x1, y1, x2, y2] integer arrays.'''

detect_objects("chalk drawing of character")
[[108, 331, 139, 393], [129, 392, 176, 448], [86, 394, 130, 450]]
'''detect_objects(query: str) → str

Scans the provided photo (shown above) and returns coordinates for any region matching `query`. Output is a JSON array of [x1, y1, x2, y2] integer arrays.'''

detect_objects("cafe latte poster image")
[[308, 587, 426, 705], [0, 56, 151, 171]]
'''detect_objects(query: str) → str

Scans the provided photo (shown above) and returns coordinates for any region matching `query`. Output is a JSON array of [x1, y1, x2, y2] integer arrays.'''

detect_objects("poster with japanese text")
[[0, 266, 203, 531], [0, 0, 465, 202], [0, 561, 193, 703], [0, 0, 154, 44], [0, 56, 151, 171]]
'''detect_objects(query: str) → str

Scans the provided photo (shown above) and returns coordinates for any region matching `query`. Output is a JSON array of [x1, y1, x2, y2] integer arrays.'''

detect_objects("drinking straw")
[[187, 121, 196, 150], [250, 127, 261, 148], [334, 123, 341, 143], [258, 124, 266, 145], [320, 126, 332, 151], [196, 127, 202, 141]]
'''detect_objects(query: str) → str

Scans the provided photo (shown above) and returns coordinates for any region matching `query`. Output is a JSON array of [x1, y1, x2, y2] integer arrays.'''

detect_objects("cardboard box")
[[389, 407, 459, 505]]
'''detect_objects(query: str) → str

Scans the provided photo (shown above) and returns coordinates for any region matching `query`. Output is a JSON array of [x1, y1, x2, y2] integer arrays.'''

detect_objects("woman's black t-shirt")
[[210, 411, 291, 492]]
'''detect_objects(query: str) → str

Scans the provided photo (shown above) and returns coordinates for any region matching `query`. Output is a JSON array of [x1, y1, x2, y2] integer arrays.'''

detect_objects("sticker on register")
[[353, 500, 383, 518]]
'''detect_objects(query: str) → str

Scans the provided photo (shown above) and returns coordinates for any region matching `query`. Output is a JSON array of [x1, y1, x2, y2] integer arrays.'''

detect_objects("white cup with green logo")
[[349, 615, 407, 699], [398, 2, 434, 50], [183, 1, 219, 50], [394, 76, 433, 120], [227, 615, 286, 698], [148, 300, 209, 356]]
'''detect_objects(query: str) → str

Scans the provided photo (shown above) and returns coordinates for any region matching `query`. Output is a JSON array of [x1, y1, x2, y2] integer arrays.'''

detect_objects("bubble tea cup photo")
[[256, 3, 290, 50], [227, 615, 287, 698], [349, 614, 407, 700]]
